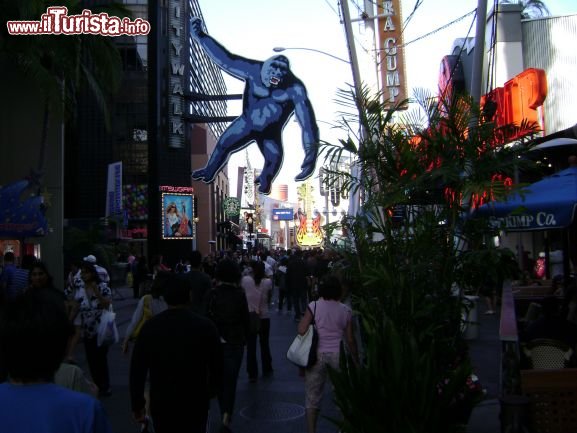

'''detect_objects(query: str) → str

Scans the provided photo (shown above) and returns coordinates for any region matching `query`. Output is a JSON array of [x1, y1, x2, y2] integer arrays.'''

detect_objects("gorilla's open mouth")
[[270, 76, 280, 86]]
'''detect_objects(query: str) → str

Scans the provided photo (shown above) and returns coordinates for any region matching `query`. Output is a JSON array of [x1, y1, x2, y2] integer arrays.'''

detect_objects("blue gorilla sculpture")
[[189, 17, 320, 194]]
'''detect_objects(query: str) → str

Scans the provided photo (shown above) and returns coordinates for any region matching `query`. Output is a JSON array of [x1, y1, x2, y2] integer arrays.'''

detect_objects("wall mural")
[[189, 17, 320, 195]]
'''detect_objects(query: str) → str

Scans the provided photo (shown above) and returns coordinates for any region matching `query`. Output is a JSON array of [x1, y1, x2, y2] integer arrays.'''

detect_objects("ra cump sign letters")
[[378, 0, 407, 109]]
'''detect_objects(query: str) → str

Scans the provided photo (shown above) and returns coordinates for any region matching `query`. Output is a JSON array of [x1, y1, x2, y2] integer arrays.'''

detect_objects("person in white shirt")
[[241, 261, 273, 381]]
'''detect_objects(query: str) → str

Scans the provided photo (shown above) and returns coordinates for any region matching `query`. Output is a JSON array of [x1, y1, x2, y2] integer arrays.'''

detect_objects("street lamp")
[[272, 47, 350, 64], [192, 217, 199, 251]]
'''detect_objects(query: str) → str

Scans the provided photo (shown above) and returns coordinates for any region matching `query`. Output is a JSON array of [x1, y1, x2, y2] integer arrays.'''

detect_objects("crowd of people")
[[0, 246, 356, 433]]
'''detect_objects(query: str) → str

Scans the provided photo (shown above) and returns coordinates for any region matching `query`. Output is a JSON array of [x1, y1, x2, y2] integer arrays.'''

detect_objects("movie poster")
[[161, 193, 194, 239]]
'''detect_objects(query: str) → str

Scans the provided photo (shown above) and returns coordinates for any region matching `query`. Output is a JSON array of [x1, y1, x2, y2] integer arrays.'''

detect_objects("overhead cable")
[[400, 9, 476, 48]]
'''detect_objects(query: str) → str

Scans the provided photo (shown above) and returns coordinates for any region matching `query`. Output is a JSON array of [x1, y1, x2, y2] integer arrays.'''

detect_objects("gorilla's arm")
[[291, 83, 320, 180], [189, 17, 260, 80], [292, 84, 320, 149]]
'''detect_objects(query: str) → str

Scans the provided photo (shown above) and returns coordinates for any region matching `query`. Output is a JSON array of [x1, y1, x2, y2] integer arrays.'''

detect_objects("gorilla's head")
[[261, 55, 290, 88]]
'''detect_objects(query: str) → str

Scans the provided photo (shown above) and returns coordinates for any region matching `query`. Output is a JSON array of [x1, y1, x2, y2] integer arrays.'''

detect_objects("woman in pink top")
[[297, 275, 358, 433]]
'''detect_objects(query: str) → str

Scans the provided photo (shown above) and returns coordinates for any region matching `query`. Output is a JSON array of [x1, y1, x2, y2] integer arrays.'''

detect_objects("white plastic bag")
[[97, 305, 119, 347]]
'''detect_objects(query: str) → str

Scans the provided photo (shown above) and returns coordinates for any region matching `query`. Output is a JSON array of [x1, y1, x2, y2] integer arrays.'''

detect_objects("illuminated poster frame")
[[161, 193, 195, 239]]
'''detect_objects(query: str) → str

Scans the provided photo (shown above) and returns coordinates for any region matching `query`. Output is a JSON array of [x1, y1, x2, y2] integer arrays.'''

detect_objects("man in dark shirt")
[[130, 274, 222, 433], [186, 250, 213, 313]]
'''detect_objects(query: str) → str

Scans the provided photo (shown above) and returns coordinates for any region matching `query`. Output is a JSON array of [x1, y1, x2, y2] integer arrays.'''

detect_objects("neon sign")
[[159, 185, 194, 193], [481, 68, 547, 142]]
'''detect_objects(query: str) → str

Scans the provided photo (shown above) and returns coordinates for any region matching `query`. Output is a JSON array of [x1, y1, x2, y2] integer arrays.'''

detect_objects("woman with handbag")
[[70, 262, 113, 398], [297, 275, 358, 433]]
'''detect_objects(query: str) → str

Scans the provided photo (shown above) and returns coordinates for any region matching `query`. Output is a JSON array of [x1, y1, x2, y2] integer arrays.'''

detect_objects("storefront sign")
[[272, 208, 293, 221], [481, 68, 547, 142], [223, 197, 241, 217], [168, 0, 185, 148], [377, 0, 408, 109], [159, 185, 194, 193], [489, 212, 558, 231]]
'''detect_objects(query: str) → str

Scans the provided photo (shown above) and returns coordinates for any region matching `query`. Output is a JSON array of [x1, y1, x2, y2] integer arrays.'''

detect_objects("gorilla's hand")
[[189, 17, 205, 39]]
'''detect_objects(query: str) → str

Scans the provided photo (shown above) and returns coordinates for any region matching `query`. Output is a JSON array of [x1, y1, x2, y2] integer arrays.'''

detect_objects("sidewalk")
[[91, 288, 343, 433], [80, 287, 502, 433], [466, 303, 502, 433]]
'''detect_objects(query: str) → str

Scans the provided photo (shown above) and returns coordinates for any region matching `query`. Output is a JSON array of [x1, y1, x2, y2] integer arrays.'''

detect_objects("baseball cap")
[[83, 255, 97, 264]]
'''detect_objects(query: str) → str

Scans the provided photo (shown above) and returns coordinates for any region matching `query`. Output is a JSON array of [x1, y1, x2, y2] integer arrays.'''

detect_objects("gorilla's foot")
[[258, 182, 272, 195], [191, 169, 206, 181], [256, 174, 273, 194], [191, 168, 215, 182], [294, 165, 315, 182]]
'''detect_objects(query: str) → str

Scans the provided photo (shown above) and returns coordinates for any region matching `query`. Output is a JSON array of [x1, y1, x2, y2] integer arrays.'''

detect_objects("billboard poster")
[[272, 208, 294, 221], [161, 193, 194, 239]]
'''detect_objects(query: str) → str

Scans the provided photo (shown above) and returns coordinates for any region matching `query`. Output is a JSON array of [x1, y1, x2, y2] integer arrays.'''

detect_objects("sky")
[[196, 0, 577, 202]]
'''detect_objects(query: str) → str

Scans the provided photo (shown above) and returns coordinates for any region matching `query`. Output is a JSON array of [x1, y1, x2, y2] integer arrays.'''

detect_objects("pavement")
[[466, 302, 501, 433], [72, 286, 502, 433]]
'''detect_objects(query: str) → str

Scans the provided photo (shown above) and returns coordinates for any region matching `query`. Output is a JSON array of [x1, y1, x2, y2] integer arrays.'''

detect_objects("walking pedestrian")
[[186, 250, 213, 314], [122, 271, 169, 354], [131, 256, 149, 299], [287, 249, 309, 321], [0, 252, 33, 303], [0, 292, 113, 433], [129, 273, 222, 433], [297, 275, 358, 433], [242, 260, 273, 382], [205, 259, 250, 433], [26, 261, 66, 305], [68, 262, 113, 397]]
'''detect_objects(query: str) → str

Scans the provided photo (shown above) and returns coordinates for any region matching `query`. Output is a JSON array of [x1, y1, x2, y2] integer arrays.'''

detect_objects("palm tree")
[[501, 0, 550, 18], [319, 87, 541, 432], [0, 0, 129, 185]]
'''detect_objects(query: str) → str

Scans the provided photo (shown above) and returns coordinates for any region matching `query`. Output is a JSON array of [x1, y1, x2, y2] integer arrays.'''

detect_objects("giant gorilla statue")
[[189, 17, 320, 194]]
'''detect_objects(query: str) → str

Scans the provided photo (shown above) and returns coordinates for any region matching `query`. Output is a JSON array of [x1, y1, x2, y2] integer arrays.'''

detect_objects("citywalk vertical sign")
[[377, 0, 408, 109], [168, 0, 185, 148]]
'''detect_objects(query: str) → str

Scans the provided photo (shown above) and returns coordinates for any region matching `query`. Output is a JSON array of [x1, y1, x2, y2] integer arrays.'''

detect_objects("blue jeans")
[[218, 343, 244, 420]]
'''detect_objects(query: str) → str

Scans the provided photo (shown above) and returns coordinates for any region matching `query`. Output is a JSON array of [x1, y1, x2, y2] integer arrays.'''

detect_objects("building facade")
[[63, 0, 231, 267], [444, 6, 577, 273]]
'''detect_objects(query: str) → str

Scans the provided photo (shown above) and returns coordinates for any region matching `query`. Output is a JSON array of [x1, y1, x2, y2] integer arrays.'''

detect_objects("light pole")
[[192, 217, 199, 251], [272, 47, 350, 64], [275, 4, 367, 218], [339, 0, 366, 218], [275, 12, 366, 218]]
